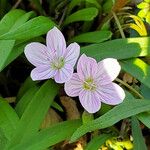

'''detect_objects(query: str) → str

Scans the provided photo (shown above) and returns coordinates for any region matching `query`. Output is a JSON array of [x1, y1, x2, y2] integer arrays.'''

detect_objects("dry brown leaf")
[[40, 108, 62, 129], [123, 73, 133, 84], [60, 96, 80, 120]]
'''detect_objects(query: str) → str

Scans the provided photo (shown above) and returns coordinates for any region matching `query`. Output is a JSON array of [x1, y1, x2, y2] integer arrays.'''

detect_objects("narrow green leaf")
[[0, 9, 25, 35], [81, 37, 150, 60], [0, 42, 26, 71], [70, 99, 150, 142], [7, 80, 59, 148], [64, 7, 98, 25], [0, 98, 19, 140], [15, 86, 39, 117], [121, 58, 150, 89], [131, 116, 147, 150], [9, 11, 35, 32], [85, 134, 112, 150], [0, 128, 8, 150], [0, 16, 55, 40], [10, 120, 82, 150], [16, 77, 38, 100], [67, 0, 83, 15], [137, 112, 150, 128], [70, 31, 112, 43], [0, 40, 15, 71]]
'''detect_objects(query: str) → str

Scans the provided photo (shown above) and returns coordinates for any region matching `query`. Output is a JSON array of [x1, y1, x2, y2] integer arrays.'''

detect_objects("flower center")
[[51, 57, 65, 70], [83, 78, 96, 91]]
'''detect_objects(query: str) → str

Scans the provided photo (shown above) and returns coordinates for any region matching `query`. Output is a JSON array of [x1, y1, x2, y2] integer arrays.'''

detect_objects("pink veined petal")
[[24, 42, 50, 67], [77, 54, 98, 80], [64, 73, 82, 97], [65, 42, 80, 66], [79, 90, 101, 113], [46, 27, 66, 57], [54, 64, 73, 83], [31, 65, 56, 81], [95, 58, 121, 85], [96, 83, 125, 105]]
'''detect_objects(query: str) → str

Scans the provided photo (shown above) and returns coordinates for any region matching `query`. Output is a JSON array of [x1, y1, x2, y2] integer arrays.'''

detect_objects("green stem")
[[112, 11, 125, 38], [115, 78, 144, 99]]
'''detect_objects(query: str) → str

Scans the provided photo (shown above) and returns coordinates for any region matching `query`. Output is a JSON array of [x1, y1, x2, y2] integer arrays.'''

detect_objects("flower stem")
[[115, 78, 144, 99], [112, 11, 126, 38]]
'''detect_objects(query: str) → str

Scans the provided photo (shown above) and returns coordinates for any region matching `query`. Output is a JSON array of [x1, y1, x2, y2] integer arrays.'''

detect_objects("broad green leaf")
[[81, 37, 150, 60], [85, 134, 112, 150], [10, 120, 81, 150], [7, 80, 59, 148], [137, 112, 150, 128], [0, 16, 55, 40], [0, 98, 19, 140], [70, 31, 112, 43], [0, 9, 26, 35], [131, 116, 147, 150], [0, 40, 15, 71], [70, 99, 150, 142], [64, 7, 98, 25], [15, 86, 39, 117], [121, 58, 150, 89]]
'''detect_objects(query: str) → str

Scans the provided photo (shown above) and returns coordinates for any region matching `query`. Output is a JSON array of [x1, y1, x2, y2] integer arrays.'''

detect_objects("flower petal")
[[96, 83, 125, 105], [65, 42, 80, 66], [95, 58, 121, 85], [65, 73, 82, 97], [31, 65, 56, 81], [79, 90, 101, 113], [77, 54, 98, 80], [24, 42, 49, 66], [46, 27, 66, 57], [54, 64, 73, 83]]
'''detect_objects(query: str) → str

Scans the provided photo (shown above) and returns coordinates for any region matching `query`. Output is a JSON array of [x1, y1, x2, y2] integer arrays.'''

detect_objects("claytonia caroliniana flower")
[[65, 54, 125, 113], [137, 0, 150, 24], [24, 27, 80, 83]]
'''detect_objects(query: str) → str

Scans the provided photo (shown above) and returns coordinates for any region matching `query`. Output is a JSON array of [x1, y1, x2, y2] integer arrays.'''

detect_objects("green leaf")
[[16, 77, 38, 100], [140, 83, 150, 99], [0, 9, 26, 35], [86, 0, 101, 9], [9, 11, 35, 32], [67, 0, 83, 15], [7, 80, 59, 148], [85, 134, 112, 150], [0, 13, 55, 71], [70, 99, 150, 142], [131, 116, 147, 150], [0, 16, 55, 40], [0, 40, 15, 71], [0, 128, 8, 150], [120, 58, 150, 89], [137, 112, 150, 128], [81, 37, 150, 61], [64, 7, 98, 25], [70, 31, 112, 43], [51, 101, 63, 112], [15, 86, 39, 117], [0, 98, 19, 140], [10, 120, 82, 150]]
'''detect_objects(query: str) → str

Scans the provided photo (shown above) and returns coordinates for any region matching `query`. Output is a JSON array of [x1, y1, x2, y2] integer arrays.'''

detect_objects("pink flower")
[[24, 27, 80, 83], [65, 54, 125, 113]]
